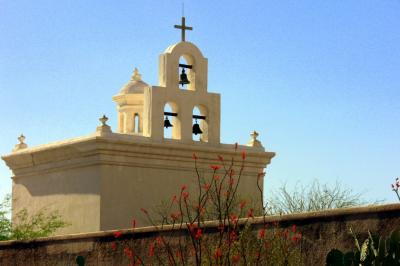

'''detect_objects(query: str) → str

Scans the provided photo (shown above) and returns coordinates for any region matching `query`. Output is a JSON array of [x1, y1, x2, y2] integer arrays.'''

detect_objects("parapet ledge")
[[0, 203, 398, 247], [1, 131, 275, 178]]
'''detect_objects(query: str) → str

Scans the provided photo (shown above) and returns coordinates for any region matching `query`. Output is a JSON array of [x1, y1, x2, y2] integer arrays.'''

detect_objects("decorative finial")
[[247, 130, 264, 148], [131, 68, 142, 81], [18, 134, 26, 144], [96, 115, 112, 136], [251, 130, 259, 140], [174, 17, 193, 42], [13, 134, 28, 152], [99, 114, 109, 126]]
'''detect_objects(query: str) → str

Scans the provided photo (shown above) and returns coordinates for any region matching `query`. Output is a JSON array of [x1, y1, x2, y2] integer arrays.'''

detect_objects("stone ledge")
[[1, 203, 398, 247]]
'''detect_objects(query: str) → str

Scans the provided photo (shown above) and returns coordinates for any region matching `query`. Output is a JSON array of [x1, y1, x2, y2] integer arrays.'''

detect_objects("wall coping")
[[1, 203, 398, 247]]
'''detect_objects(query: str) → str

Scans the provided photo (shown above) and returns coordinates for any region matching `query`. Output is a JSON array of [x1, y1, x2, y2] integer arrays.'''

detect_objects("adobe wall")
[[0, 203, 399, 266]]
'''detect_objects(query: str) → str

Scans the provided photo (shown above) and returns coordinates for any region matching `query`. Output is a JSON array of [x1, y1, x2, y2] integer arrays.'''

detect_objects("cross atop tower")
[[174, 17, 193, 42]]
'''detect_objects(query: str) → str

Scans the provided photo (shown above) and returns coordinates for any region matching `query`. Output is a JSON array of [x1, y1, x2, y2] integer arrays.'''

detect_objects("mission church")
[[2, 17, 275, 234]]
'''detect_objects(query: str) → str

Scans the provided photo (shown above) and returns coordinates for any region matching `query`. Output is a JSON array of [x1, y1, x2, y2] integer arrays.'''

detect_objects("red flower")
[[210, 165, 221, 171], [192, 153, 198, 160], [214, 247, 223, 258], [232, 254, 240, 263], [291, 233, 302, 242], [187, 223, 197, 233], [124, 247, 134, 259], [239, 200, 246, 210], [202, 183, 211, 191], [258, 228, 265, 239], [229, 214, 238, 224], [156, 236, 163, 245], [241, 151, 246, 160], [182, 191, 189, 200], [171, 195, 177, 203], [291, 224, 297, 233], [140, 208, 148, 214], [195, 205, 206, 214], [170, 212, 180, 221], [181, 184, 187, 191], [148, 243, 155, 257], [213, 175, 220, 181], [111, 242, 117, 250], [195, 228, 203, 239], [229, 230, 237, 242], [113, 231, 122, 238]]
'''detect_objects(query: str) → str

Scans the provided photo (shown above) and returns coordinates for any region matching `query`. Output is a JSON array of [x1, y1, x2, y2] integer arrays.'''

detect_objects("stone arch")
[[133, 113, 140, 134], [178, 54, 196, 91], [164, 102, 181, 140], [159, 42, 208, 93], [192, 104, 208, 142]]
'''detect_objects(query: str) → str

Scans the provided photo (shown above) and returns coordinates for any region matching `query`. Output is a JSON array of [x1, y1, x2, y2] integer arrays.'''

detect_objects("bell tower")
[[116, 17, 221, 145]]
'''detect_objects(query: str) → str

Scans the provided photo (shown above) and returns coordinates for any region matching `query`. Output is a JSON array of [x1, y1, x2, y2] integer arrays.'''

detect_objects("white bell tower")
[[114, 17, 221, 145]]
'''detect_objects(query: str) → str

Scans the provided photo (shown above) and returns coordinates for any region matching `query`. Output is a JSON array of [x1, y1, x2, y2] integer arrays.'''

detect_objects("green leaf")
[[360, 238, 370, 262]]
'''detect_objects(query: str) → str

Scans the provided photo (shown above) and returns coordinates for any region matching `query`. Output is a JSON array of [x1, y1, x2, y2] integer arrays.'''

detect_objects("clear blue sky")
[[1, 1, 399, 203]]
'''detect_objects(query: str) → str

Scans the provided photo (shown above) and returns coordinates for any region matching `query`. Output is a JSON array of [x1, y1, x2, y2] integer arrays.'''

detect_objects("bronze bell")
[[164, 116, 173, 128], [192, 119, 203, 135], [179, 68, 190, 86]]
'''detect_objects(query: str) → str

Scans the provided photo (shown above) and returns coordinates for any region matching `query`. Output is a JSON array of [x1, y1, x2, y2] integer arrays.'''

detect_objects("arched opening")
[[164, 102, 181, 140], [178, 55, 195, 91], [133, 113, 139, 134], [192, 105, 208, 142]]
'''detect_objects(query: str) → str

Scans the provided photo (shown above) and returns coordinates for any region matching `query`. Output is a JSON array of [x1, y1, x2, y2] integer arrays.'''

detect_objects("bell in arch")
[[192, 119, 203, 135], [164, 116, 173, 128], [179, 68, 190, 86]]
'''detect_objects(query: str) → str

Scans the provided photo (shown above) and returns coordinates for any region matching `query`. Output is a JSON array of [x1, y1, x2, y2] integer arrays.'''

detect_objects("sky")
[[0, 0, 399, 204]]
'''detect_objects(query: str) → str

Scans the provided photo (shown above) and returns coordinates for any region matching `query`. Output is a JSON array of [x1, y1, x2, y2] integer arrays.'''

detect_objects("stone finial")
[[13, 134, 28, 152], [99, 114, 108, 126], [131, 68, 142, 81], [96, 114, 112, 136], [247, 130, 264, 148]]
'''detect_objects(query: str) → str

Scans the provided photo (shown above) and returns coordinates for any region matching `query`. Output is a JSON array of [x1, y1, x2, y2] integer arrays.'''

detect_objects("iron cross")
[[174, 17, 193, 42]]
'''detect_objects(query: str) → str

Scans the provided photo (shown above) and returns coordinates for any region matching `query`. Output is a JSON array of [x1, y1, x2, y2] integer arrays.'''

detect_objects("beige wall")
[[12, 165, 101, 234], [2, 134, 274, 234]]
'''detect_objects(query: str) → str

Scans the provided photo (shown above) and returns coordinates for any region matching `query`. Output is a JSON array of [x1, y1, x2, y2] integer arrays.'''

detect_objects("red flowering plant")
[[392, 177, 400, 201], [109, 145, 303, 265]]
